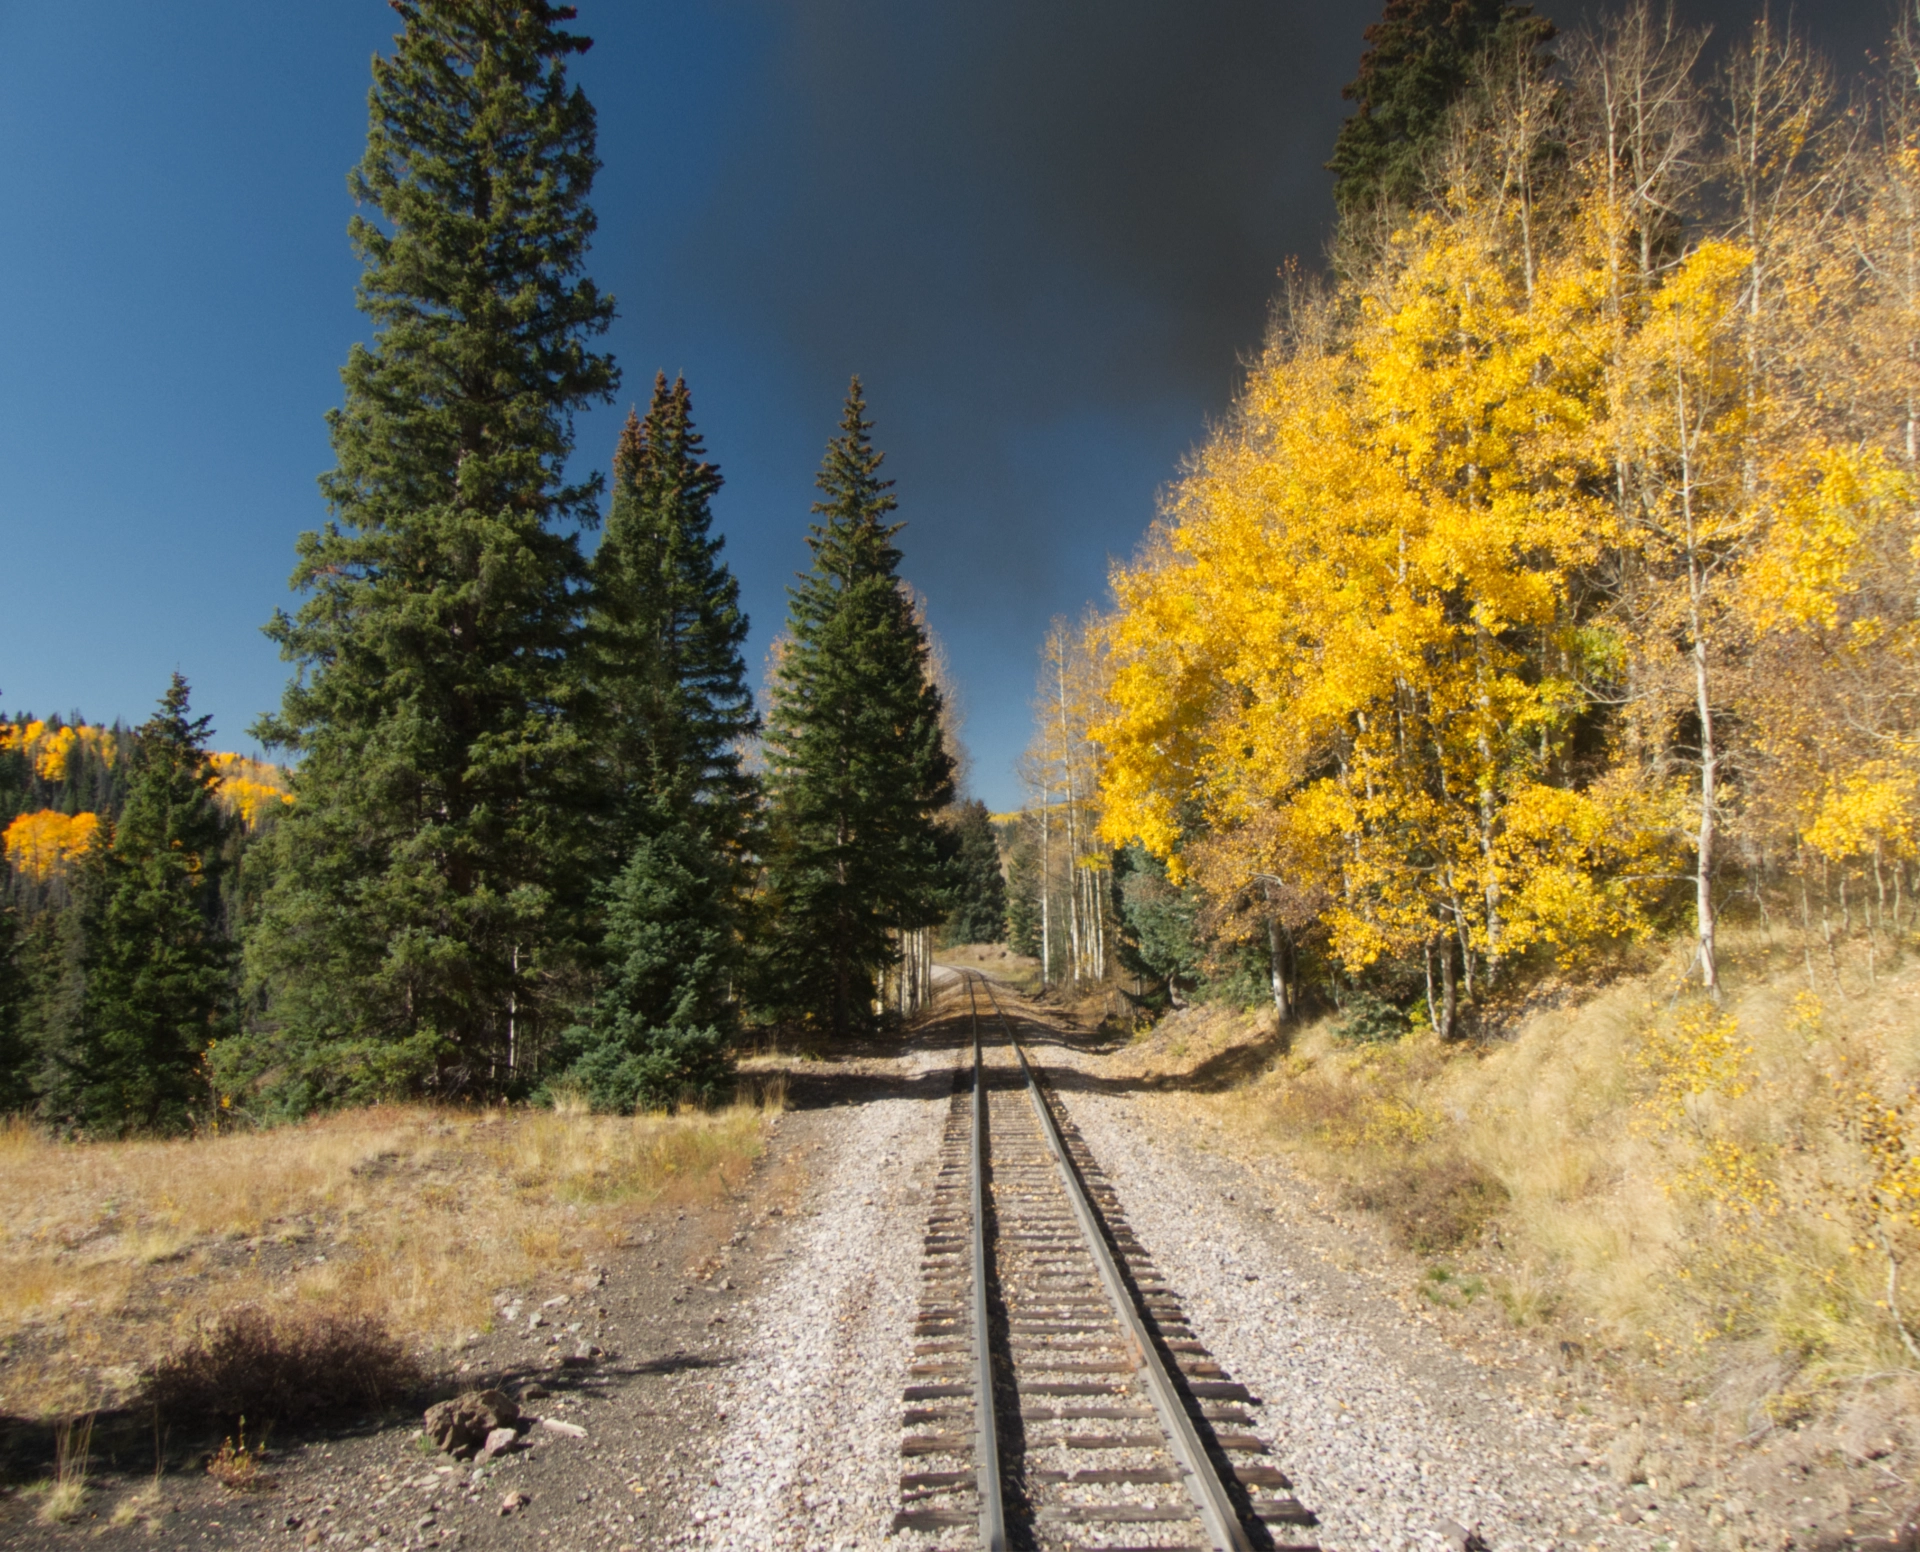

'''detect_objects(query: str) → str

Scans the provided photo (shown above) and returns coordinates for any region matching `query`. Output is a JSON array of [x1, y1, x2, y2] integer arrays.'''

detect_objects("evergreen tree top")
[[802, 378, 903, 590], [324, 0, 617, 536], [591, 371, 756, 825], [1328, 0, 1555, 217], [609, 373, 724, 533]]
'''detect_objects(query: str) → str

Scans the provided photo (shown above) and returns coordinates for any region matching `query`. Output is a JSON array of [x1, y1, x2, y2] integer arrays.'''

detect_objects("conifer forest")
[[13, 5, 1920, 1534]]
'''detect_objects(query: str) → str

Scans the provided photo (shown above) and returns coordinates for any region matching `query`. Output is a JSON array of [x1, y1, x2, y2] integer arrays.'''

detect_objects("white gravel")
[[1064, 1086, 1666, 1552], [684, 1041, 955, 1551]]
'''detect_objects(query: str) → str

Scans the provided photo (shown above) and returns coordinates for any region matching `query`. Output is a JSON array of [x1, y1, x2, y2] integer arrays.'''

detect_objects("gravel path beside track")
[[683, 1036, 958, 1551]]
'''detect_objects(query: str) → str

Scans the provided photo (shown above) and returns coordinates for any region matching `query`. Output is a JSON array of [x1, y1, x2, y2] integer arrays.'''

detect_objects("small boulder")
[[423, 1390, 520, 1460], [498, 1489, 530, 1517], [1436, 1517, 1489, 1552]]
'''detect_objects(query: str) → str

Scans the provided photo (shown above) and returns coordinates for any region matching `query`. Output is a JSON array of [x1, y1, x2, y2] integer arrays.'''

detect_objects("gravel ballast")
[[1062, 1081, 1673, 1552], [686, 1039, 957, 1550]]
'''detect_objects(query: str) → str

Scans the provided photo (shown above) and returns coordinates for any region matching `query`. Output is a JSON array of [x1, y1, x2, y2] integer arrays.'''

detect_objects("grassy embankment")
[[0, 1092, 780, 1425], [1117, 927, 1920, 1461]]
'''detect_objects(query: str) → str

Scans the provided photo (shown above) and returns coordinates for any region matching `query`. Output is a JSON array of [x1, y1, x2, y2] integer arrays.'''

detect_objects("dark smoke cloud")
[[597, 0, 1892, 803]]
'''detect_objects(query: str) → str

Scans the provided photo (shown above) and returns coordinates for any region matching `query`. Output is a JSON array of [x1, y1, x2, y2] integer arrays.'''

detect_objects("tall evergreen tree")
[[42, 676, 232, 1135], [761, 381, 954, 1036], [1328, 0, 1555, 217], [557, 375, 758, 1108], [590, 373, 757, 844], [943, 800, 1008, 945], [239, 1, 617, 1108]]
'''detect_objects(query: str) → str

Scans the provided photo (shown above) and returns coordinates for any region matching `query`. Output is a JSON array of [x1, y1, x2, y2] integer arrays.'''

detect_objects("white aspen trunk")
[[1039, 800, 1052, 985], [1056, 657, 1084, 983], [1678, 369, 1720, 995], [1474, 629, 1503, 986], [1259, 880, 1289, 1021]]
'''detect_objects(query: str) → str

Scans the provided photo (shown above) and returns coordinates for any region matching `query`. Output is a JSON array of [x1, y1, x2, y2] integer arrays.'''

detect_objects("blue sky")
[[0, 1, 1890, 810]]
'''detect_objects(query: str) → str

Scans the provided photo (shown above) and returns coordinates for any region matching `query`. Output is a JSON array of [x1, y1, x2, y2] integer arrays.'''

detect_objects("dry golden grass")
[[0, 1096, 777, 1420], [1130, 925, 1920, 1441]]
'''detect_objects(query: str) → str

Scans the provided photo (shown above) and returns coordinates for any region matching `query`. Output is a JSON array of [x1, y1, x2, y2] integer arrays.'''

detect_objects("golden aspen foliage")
[[0, 720, 118, 782], [2, 810, 102, 882], [206, 751, 294, 830], [1094, 156, 1664, 1017], [1089, 7, 1920, 1022]]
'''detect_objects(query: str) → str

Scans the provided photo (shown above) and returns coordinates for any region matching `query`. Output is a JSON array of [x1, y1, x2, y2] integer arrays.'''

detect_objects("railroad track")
[[894, 971, 1318, 1552]]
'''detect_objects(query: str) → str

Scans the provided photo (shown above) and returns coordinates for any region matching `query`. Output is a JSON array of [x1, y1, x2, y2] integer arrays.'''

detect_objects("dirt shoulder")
[[0, 1041, 938, 1552]]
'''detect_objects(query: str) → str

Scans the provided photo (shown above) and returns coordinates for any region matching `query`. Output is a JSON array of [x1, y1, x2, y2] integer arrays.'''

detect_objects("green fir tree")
[[239, 0, 618, 1109], [761, 381, 954, 1036], [1328, 0, 1555, 218], [560, 375, 758, 1107], [942, 800, 1007, 945], [589, 373, 757, 845], [1112, 843, 1202, 1012], [0, 906, 29, 1113], [43, 676, 232, 1135], [558, 796, 734, 1111]]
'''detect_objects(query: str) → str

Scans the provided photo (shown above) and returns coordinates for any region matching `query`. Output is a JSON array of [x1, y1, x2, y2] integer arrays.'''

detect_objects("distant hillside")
[[1, 714, 289, 884]]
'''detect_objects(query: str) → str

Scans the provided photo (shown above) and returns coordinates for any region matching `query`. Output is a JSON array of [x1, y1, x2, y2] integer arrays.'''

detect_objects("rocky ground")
[[7, 977, 1907, 1549], [0, 1029, 959, 1552]]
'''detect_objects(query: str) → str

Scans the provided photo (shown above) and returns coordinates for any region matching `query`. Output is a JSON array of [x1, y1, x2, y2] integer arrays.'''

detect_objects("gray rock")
[[480, 1427, 519, 1460]]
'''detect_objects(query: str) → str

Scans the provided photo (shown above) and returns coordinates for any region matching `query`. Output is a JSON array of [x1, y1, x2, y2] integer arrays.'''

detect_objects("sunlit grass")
[[0, 1094, 779, 1419]]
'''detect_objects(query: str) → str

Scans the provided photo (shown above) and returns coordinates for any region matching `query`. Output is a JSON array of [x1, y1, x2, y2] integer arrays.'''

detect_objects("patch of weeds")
[[1347, 1152, 1509, 1254], [207, 1418, 275, 1493], [146, 1307, 423, 1429], [1493, 1265, 1559, 1328], [110, 1483, 165, 1528], [37, 1412, 93, 1525], [1419, 1263, 1487, 1308]]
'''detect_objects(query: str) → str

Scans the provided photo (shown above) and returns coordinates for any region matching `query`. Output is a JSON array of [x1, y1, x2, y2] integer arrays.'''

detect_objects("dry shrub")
[[1347, 1152, 1509, 1255], [205, 1419, 276, 1492], [146, 1307, 422, 1428]]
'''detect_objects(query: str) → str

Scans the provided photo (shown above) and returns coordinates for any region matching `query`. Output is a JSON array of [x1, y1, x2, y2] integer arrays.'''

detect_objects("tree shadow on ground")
[[983, 989, 1292, 1097]]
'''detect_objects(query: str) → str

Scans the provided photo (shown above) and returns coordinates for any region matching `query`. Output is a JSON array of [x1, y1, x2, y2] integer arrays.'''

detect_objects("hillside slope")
[[1104, 927, 1920, 1534]]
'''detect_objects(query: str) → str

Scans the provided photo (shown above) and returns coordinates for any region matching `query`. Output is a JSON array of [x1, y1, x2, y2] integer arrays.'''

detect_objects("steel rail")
[[974, 973, 1255, 1552], [966, 979, 1009, 1552]]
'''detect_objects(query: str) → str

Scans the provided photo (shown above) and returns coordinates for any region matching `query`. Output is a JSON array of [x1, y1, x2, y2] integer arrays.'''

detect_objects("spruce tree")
[[1328, 0, 1555, 217], [559, 375, 757, 1108], [590, 373, 757, 845], [943, 800, 1008, 945], [559, 796, 734, 1111], [241, 1, 617, 1107], [761, 381, 954, 1036], [43, 676, 232, 1135]]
